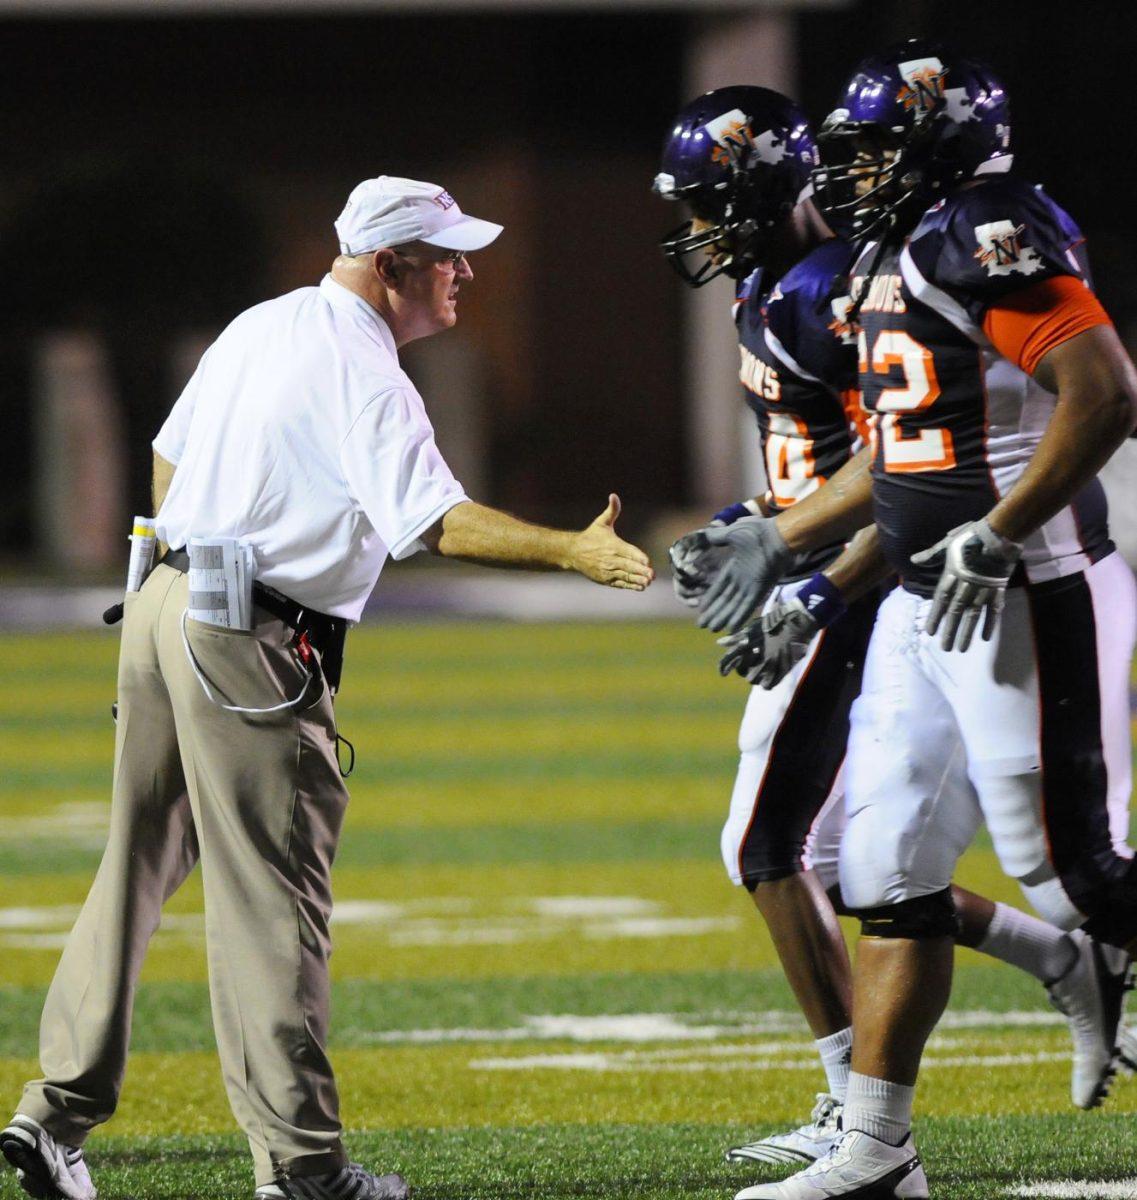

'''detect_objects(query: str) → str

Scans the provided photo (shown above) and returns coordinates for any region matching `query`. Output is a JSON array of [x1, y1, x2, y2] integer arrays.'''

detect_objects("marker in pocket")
[[126, 517, 157, 593]]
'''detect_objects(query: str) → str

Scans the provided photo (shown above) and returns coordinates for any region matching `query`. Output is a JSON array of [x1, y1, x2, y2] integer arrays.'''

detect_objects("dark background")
[[1, 0, 1133, 553]]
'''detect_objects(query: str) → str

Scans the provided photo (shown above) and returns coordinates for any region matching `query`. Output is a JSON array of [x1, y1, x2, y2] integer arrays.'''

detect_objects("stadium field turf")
[[1, 619, 1135, 1198]]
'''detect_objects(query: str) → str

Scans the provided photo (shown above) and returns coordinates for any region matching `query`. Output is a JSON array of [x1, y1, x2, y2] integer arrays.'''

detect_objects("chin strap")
[[846, 224, 898, 324]]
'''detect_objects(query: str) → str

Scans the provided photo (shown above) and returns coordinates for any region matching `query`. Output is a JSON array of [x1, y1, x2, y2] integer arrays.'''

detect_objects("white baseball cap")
[[335, 175, 503, 256]]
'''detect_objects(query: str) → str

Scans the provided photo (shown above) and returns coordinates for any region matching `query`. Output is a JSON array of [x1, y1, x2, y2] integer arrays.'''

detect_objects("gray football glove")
[[910, 518, 1023, 652], [668, 502, 758, 608], [668, 529, 728, 607], [717, 597, 818, 689], [694, 516, 794, 632]]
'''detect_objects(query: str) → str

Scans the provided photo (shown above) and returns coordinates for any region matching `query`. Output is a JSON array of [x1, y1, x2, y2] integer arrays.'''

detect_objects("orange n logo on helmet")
[[897, 57, 948, 114], [709, 117, 755, 168]]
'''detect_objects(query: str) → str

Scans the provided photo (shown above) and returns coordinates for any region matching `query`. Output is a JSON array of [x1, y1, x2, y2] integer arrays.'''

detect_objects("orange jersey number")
[[764, 410, 821, 508]]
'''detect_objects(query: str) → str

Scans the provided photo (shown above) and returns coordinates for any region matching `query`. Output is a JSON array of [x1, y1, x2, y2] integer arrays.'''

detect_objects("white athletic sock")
[[976, 902, 1077, 985], [842, 1071, 914, 1146], [815, 1026, 853, 1103]]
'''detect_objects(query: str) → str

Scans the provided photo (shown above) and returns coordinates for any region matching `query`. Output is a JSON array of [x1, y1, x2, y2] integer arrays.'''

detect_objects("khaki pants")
[[21, 564, 350, 1186]]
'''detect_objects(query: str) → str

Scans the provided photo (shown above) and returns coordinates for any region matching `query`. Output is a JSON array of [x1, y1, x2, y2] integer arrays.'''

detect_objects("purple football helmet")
[[653, 86, 817, 287], [812, 40, 1011, 238]]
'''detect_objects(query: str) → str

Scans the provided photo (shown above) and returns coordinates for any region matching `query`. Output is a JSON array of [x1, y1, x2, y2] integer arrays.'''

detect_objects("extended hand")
[[694, 516, 793, 632], [910, 518, 1023, 651], [717, 597, 818, 688], [572, 494, 654, 590]]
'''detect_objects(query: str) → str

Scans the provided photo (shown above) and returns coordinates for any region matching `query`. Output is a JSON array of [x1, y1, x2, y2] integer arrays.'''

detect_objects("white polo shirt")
[[153, 275, 467, 621]]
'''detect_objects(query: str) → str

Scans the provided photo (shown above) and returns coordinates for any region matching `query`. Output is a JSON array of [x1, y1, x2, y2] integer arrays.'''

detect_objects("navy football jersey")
[[735, 236, 861, 579], [853, 174, 1113, 595]]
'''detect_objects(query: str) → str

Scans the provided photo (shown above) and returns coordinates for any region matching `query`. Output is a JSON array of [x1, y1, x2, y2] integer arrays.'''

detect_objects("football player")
[[656, 82, 1132, 1187], [677, 43, 1137, 1200]]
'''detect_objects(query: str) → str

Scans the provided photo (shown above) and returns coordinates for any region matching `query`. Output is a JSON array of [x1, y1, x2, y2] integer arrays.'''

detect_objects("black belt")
[[162, 549, 348, 693]]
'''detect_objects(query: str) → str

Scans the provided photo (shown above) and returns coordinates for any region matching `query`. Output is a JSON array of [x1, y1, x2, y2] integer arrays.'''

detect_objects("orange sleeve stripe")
[[982, 274, 1112, 377]]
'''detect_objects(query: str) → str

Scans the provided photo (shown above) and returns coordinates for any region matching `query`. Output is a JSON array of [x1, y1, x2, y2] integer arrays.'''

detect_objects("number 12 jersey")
[[853, 173, 1115, 595]]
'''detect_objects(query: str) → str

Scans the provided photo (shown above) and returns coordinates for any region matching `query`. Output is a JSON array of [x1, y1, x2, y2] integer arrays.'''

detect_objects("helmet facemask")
[[653, 87, 814, 288], [813, 116, 936, 241], [813, 44, 1012, 243], [655, 194, 766, 288], [654, 152, 788, 288]]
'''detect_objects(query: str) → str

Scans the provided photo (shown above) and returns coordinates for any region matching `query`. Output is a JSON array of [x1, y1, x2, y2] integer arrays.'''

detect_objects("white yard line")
[[358, 1010, 1073, 1046], [0, 896, 744, 951], [1008, 1183, 1137, 1198], [469, 1050, 1072, 1073]]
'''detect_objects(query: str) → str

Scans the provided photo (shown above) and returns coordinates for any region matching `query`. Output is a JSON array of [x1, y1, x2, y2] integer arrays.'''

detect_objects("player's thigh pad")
[[840, 587, 981, 911], [721, 657, 815, 887], [804, 783, 846, 896], [1086, 553, 1137, 854], [721, 590, 874, 888]]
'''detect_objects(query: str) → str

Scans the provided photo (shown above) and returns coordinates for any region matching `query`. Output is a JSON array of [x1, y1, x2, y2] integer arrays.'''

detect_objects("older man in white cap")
[[1, 176, 653, 1200]]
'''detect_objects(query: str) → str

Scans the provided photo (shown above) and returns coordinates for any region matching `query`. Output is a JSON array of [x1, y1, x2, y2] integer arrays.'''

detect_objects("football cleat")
[[0, 1114, 96, 1200], [1046, 929, 1132, 1108], [726, 1094, 842, 1166], [253, 1164, 409, 1200], [734, 1129, 928, 1200]]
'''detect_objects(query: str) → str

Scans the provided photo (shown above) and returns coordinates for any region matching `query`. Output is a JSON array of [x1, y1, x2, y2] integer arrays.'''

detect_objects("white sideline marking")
[[0, 802, 108, 844], [469, 1050, 1071, 1073], [0, 906, 81, 929], [583, 917, 737, 939], [2, 934, 73, 950], [0, 896, 741, 950], [1008, 1183, 1137, 1198], [360, 1009, 1073, 1046], [529, 897, 657, 918]]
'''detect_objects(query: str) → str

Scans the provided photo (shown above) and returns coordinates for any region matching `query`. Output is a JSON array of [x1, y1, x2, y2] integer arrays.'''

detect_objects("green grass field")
[[1, 619, 1135, 1199]]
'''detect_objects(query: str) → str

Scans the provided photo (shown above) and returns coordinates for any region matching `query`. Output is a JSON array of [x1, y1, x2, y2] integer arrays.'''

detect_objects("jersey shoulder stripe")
[[983, 275, 1111, 376]]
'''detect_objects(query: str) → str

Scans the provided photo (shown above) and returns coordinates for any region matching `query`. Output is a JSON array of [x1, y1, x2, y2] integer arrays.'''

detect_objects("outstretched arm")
[[421, 494, 654, 591], [773, 444, 875, 552]]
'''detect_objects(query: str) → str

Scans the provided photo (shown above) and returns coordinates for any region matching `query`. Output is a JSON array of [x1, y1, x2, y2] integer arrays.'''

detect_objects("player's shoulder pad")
[[908, 175, 1084, 300], [774, 237, 859, 309], [765, 238, 859, 388]]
